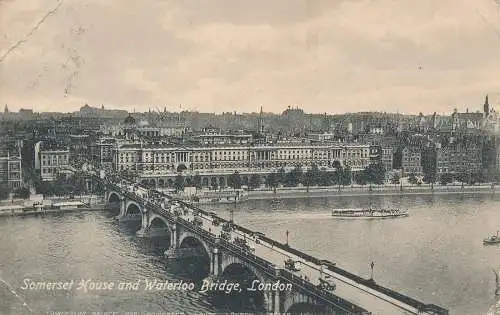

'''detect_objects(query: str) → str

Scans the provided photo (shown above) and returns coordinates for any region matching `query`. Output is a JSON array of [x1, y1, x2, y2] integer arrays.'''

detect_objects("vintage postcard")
[[1, 0, 499, 314]]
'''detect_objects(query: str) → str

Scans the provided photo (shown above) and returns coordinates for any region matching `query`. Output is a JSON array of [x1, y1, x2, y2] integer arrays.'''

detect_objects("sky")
[[1, 0, 500, 115]]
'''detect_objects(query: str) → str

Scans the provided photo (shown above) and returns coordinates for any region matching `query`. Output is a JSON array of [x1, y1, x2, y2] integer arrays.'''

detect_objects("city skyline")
[[1, 0, 500, 114]]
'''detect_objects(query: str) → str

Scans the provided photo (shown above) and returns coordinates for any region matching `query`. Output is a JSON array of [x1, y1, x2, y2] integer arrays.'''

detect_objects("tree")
[[0, 183, 11, 200], [457, 172, 470, 186], [93, 180, 105, 194], [365, 162, 385, 185], [249, 174, 261, 190], [276, 167, 286, 186], [390, 173, 400, 185], [193, 174, 202, 190], [340, 166, 352, 186], [355, 171, 368, 186], [228, 171, 242, 189], [285, 166, 303, 187], [36, 181, 54, 195], [174, 174, 185, 192], [13, 187, 30, 199], [211, 178, 218, 190], [332, 160, 342, 170], [408, 173, 418, 185], [421, 148, 437, 184], [303, 167, 317, 191], [265, 172, 277, 189], [439, 173, 453, 186], [318, 169, 331, 186]]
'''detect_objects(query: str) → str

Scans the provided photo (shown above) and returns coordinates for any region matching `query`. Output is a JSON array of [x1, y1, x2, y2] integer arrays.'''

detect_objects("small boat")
[[332, 208, 409, 219], [484, 231, 500, 245], [51, 201, 88, 210]]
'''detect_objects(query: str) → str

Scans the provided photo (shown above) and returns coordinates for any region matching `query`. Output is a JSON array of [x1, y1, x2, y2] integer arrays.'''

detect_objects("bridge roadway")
[[96, 174, 448, 314], [177, 206, 421, 315]]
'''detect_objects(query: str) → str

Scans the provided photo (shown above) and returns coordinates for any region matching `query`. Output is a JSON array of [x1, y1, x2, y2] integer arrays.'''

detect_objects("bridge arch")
[[108, 191, 121, 203], [218, 261, 269, 312], [148, 215, 172, 233], [177, 233, 211, 279], [178, 233, 211, 259], [125, 201, 142, 215]]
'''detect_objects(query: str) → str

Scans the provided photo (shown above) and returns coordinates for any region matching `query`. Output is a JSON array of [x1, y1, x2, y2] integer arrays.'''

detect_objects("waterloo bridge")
[[90, 173, 448, 315]]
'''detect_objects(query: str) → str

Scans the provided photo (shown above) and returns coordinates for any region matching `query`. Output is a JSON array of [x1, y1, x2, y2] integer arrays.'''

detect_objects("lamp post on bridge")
[[286, 229, 289, 246], [370, 261, 375, 280]]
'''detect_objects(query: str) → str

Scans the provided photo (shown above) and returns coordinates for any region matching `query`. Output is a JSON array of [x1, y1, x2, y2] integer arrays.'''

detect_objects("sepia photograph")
[[1, 0, 500, 314]]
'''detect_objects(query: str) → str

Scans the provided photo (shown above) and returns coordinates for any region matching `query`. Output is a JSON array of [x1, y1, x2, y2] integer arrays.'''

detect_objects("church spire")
[[4, 104, 8, 113], [258, 106, 264, 133], [484, 94, 490, 117]]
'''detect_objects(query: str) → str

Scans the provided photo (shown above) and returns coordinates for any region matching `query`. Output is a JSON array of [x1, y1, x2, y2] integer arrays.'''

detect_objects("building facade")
[[90, 137, 116, 170], [0, 153, 22, 189], [402, 146, 422, 175], [111, 143, 371, 187], [39, 146, 70, 181], [436, 142, 482, 175]]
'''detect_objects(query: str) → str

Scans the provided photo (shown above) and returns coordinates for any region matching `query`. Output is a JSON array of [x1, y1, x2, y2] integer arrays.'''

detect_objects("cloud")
[[1, 0, 499, 114]]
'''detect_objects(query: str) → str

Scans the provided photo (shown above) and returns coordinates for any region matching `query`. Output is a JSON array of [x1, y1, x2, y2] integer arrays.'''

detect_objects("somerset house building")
[[112, 142, 371, 188]]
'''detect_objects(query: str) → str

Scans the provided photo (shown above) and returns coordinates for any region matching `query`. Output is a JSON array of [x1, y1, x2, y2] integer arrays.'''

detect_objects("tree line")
[[165, 162, 387, 192]]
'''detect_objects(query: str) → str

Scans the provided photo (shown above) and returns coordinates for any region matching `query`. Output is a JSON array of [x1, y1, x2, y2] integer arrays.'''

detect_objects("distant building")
[[497, 141, 500, 170], [195, 133, 253, 145], [69, 134, 91, 162], [100, 116, 187, 139], [18, 108, 34, 120], [36, 142, 70, 181], [0, 153, 22, 189], [308, 132, 335, 142], [381, 147, 393, 172], [402, 146, 422, 175], [435, 142, 482, 175], [91, 137, 116, 170]]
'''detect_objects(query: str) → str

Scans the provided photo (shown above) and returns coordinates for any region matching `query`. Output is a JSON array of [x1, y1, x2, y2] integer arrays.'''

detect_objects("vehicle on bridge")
[[173, 208, 183, 216], [212, 217, 223, 226], [317, 275, 336, 292], [252, 232, 265, 244], [222, 222, 233, 232], [220, 231, 231, 241], [284, 258, 301, 272], [234, 237, 255, 253], [193, 217, 203, 227]]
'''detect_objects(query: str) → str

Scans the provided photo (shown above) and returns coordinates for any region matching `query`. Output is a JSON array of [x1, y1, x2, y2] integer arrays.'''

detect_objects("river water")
[[0, 193, 499, 315]]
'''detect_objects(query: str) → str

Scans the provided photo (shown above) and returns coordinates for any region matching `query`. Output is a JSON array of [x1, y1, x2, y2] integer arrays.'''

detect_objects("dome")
[[124, 113, 136, 124]]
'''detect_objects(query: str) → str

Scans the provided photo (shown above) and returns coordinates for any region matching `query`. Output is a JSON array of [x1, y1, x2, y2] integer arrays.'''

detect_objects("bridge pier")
[[269, 267, 284, 314], [170, 226, 178, 248], [210, 247, 220, 276]]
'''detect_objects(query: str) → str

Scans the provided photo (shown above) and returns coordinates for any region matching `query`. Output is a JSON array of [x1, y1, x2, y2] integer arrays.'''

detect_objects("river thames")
[[0, 193, 499, 314]]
